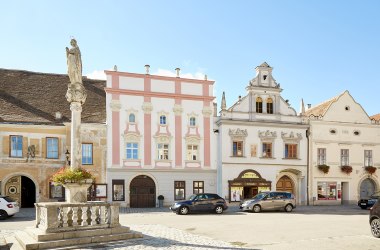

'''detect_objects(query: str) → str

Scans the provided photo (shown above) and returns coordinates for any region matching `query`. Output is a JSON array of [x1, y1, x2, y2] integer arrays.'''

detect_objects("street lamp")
[[65, 149, 71, 166]]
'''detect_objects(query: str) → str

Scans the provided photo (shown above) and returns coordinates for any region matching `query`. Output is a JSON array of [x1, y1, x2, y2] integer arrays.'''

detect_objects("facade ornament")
[[258, 130, 277, 139], [281, 131, 303, 141], [142, 102, 153, 114], [229, 128, 248, 137], [202, 107, 213, 117], [221, 91, 226, 110], [173, 104, 183, 116], [110, 100, 122, 112]]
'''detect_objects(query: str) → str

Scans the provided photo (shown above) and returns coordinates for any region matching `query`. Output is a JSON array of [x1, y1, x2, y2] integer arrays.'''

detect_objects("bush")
[[341, 165, 353, 174], [318, 164, 330, 174], [51, 166, 93, 185], [365, 166, 377, 175]]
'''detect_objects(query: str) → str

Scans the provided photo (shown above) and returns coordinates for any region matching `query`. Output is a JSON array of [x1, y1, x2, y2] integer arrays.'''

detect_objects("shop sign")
[[242, 172, 259, 179]]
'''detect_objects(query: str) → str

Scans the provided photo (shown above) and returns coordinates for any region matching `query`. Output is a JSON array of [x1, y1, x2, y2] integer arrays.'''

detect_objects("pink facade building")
[[105, 66, 216, 207]]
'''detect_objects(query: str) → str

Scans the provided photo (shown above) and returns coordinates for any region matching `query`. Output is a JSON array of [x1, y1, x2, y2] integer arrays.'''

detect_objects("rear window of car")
[[3, 196, 15, 202], [207, 194, 221, 199]]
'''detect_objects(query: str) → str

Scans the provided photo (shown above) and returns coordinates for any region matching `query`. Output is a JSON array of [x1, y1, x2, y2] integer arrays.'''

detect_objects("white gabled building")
[[215, 62, 309, 205], [305, 91, 380, 205]]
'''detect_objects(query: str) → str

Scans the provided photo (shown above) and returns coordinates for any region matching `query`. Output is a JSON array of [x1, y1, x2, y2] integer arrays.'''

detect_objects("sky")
[[1, 0, 380, 116]]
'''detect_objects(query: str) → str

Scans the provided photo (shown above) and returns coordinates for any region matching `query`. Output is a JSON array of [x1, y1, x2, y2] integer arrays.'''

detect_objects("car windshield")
[[3, 196, 15, 202], [252, 192, 268, 200], [188, 194, 197, 200]]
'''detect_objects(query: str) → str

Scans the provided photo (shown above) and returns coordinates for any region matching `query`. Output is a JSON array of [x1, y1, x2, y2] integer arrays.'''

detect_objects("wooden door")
[[130, 175, 156, 208], [276, 176, 294, 194]]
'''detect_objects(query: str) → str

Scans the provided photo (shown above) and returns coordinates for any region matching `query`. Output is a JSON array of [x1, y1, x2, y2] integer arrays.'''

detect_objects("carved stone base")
[[63, 183, 92, 203]]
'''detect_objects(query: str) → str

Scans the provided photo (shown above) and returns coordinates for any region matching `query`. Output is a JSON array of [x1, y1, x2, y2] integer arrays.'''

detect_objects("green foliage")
[[51, 167, 93, 185], [341, 165, 353, 174], [318, 164, 330, 174]]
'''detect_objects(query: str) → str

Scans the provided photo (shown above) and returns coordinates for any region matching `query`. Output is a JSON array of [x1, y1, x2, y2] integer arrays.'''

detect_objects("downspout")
[[306, 128, 310, 206]]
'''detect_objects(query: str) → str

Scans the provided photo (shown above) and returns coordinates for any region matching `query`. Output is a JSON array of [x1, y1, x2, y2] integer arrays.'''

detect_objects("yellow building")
[[0, 69, 106, 207]]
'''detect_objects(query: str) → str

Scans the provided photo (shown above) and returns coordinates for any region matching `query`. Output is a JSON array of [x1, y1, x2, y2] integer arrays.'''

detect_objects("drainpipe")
[[306, 128, 310, 206]]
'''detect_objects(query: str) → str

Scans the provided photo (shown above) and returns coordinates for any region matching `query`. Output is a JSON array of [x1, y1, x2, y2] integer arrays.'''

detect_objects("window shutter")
[[41, 138, 46, 158], [22, 137, 28, 158], [3, 136, 10, 155]]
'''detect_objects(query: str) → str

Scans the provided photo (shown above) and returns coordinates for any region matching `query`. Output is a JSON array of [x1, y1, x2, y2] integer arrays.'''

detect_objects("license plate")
[[361, 203, 366, 205]]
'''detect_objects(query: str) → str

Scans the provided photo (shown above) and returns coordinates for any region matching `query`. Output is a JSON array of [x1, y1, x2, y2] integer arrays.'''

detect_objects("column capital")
[[173, 104, 183, 116], [142, 102, 153, 114], [70, 102, 82, 112], [202, 107, 213, 117], [110, 100, 121, 112]]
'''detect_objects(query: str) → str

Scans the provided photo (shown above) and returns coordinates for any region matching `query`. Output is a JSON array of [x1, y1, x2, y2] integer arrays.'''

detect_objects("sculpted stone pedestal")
[[63, 182, 92, 203]]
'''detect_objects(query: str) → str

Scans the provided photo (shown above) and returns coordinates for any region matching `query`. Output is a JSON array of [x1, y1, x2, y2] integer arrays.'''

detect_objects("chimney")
[[113, 65, 118, 71], [213, 102, 217, 117], [307, 104, 311, 109], [205, 74, 208, 81], [175, 68, 180, 77], [145, 65, 150, 74]]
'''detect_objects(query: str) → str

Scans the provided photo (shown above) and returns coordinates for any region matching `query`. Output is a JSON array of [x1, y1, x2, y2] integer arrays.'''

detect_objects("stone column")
[[70, 102, 83, 169]]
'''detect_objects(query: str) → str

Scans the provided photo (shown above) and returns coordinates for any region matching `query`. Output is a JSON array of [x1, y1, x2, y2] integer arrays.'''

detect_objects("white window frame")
[[341, 149, 349, 166], [82, 143, 93, 165], [157, 143, 169, 160], [317, 148, 326, 165], [187, 144, 199, 161], [126, 142, 138, 159], [46, 137, 59, 159], [365, 150, 373, 167]]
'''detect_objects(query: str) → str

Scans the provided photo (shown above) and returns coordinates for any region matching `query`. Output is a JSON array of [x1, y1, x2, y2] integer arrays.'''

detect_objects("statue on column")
[[65, 38, 87, 104]]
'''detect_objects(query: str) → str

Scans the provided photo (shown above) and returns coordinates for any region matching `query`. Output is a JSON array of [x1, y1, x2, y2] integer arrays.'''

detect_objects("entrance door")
[[276, 176, 294, 194], [5, 176, 36, 208], [360, 178, 376, 199], [130, 175, 156, 208]]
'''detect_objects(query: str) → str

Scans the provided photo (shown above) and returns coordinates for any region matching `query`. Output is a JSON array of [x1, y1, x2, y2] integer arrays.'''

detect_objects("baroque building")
[[105, 66, 216, 207], [304, 91, 380, 205], [215, 63, 309, 205], [0, 69, 107, 206]]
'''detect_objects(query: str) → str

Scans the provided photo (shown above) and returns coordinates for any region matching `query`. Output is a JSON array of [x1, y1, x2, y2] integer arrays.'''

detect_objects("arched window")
[[190, 117, 196, 126], [129, 114, 135, 123], [160, 115, 166, 125], [267, 98, 273, 114], [256, 97, 263, 113]]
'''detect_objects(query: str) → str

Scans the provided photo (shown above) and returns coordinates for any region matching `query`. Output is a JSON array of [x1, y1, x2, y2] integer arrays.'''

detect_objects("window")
[[193, 181, 204, 194], [129, 114, 135, 123], [317, 182, 337, 200], [262, 142, 272, 158], [256, 97, 263, 113], [157, 143, 169, 160], [317, 148, 326, 165], [174, 181, 185, 200], [189, 117, 196, 126], [112, 179, 125, 201], [285, 144, 297, 159], [46, 137, 59, 159], [232, 141, 243, 156], [365, 150, 373, 167], [267, 98, 273, 114], [160, 115, 166, 125], [10, 135, 23, 157], [341, 149, 349, 166], [126, 143, 138, 159], [187, 145, 198, 161], [82, 143, 93, 165]]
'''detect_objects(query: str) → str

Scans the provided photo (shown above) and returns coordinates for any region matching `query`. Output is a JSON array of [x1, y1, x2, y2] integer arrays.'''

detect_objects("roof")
[[304, 92, 344, 117], [0, 68, 106, 124], [370, 113, 380, 121]]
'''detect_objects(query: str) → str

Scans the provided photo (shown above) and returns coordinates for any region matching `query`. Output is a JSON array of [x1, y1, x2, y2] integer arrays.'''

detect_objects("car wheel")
[[215, 206, 224, 214], [252, 205, 261, 213], [285, 204, 293, 212], [179, 206, 189, 215], [371, 218, 380, 238], [360, 206, 367, 210], [0, 210, 8, 220]]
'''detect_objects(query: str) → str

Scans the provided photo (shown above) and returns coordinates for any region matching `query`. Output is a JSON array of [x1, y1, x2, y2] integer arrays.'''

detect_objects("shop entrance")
[[360, 178, 376, 199], [130, 175, 156, 208], [5, 176, 36, 208], [229, 169, 271, 202]]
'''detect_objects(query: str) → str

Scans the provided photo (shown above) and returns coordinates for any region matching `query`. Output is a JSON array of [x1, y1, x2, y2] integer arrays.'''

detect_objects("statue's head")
[[70, 39, 77, 46]]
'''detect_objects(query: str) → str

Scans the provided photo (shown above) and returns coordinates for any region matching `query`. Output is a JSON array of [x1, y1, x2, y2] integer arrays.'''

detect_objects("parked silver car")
[[239, 191, 296, 213]]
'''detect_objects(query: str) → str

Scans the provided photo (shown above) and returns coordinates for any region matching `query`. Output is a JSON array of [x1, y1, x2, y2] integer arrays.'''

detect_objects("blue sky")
[[1, 0, 380, 116]]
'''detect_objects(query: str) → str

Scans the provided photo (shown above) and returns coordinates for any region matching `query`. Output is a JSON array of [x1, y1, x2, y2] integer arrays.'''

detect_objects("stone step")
[[15, 230, 143, 250]]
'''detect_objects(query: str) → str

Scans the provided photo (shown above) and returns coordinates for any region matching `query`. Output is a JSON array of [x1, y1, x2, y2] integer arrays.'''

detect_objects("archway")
[[360, 178, 376, 199], [4, 176, 36, 208], [130, 175, 156, 208], [276, 175, 294, 194]]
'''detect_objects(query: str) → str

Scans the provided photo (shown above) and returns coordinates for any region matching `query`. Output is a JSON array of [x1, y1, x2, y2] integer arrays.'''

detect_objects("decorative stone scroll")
[[281, 131, 303, 141], [258, 130, 277, 139], [229, 128, 248, 137]]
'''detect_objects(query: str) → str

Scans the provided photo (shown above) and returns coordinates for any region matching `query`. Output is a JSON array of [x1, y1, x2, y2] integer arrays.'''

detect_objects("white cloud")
[[86, 70, 106, 80]]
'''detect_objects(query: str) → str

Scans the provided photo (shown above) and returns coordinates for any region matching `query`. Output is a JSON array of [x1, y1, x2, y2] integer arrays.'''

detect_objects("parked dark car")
[[369, 199, 380, 238], [170, 193, 228, 215], [358, 191, 380, 209]]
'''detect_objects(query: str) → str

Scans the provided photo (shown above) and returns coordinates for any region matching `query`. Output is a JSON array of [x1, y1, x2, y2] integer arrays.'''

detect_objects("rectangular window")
[[267, 102, 273, 114], [262, 142, 272, 158], [317, 182, 337, 200], [365, 150, 373, 167], [187, 145, 198, 161], [232, 141, 243, 156], [317, 148, 326, 165], [285, 144, 297, 159], [126, 143, 138, 159], [10, 135, 23, 157], [112, 179, 125, 201], [46, 137, 59, 159], [82, 143, 93, 165], [193, 181, 204, 194], [341, 149, 349, 166], [174, 181, 185, 200], [157, 143, 169, 160]]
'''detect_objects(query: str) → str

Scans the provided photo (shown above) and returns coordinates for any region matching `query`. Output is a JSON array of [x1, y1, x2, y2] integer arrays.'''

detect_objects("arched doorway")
[[276, 175, 294, 194], [4, 176, 36, 208], [130, 175, 156, 208], [360, 178, 376, 199]]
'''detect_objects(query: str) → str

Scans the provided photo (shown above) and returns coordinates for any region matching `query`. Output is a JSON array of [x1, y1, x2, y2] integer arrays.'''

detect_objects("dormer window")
[[267, 98, 273, 114], [160, 115, 167, 125], [256, 97, 263, 113], [190, 117, 196, 126], [129, 114, 135, 123], [263, 75, 267, 80]]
